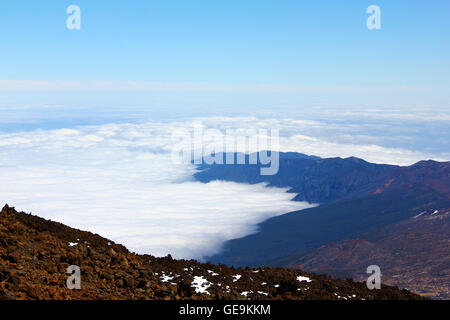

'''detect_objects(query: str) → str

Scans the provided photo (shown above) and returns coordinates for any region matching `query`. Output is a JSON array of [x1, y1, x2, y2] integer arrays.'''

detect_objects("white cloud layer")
[[0, 121, 313, 259], [0, 117, 446, 259]]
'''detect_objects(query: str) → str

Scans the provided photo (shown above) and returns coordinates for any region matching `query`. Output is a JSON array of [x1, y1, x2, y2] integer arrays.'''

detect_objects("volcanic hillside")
[[0, 205, 422, 300]]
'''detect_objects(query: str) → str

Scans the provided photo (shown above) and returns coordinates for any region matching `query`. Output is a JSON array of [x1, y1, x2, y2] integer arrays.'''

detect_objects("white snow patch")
[[413, 211, 427, 219], [161, 275, 174, 283], [192, 276, 211, 295], [241, 291, 252, 297], [232, 274, 242, 282], [297, 276, 312, 283]]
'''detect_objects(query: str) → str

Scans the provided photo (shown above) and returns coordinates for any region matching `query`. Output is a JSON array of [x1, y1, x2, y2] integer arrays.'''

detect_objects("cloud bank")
[[0, 121, 313, 259]]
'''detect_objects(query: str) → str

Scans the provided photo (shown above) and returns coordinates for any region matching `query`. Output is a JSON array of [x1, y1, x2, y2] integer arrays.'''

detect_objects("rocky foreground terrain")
[[0, 205, 422, 300]]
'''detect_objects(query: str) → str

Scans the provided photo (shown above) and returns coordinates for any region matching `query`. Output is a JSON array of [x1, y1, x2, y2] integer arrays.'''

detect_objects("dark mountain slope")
[[0, 205, 420, 300], [286, 208, 450, 299], [208, 184, 450, 268]]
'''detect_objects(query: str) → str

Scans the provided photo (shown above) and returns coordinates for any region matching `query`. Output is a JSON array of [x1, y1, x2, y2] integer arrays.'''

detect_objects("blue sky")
[[1, 0, 449, 86]]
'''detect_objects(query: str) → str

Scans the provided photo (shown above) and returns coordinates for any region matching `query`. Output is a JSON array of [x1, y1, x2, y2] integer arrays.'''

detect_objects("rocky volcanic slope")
[[0, 205, 422, 300]]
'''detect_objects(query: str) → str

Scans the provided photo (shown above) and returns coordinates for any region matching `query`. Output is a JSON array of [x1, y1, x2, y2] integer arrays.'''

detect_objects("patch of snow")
[[68, 242, 78, 247], [161, 275, 174, 283], [297, 276, 312, 283], [334, 293, 346, 300], [413, 211, 427, 219], [207, 270, 219, 276], [192, 276, 211, 295], [258, 291, 268, 296], [241, 291, 252, 297], [232, 274, 242, 282]]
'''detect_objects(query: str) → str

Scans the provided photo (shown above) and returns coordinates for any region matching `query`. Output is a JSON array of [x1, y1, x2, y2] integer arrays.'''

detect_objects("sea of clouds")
[[0, 116, 446, 259]]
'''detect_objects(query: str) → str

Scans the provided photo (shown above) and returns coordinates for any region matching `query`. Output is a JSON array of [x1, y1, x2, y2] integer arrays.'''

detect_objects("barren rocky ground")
[[0, 204, 423, 300]]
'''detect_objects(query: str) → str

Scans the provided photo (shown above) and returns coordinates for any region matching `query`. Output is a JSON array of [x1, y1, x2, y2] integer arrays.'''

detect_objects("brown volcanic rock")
[[287, 208, 450, 299], [0, 204, 422, 300]]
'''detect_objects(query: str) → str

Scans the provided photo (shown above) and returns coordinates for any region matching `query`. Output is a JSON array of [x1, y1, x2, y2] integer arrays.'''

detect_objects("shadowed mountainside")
[[208, 184, 449, 267]]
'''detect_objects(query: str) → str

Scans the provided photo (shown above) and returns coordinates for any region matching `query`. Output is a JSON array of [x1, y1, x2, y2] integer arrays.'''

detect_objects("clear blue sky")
[[0, 0, 449, 86]]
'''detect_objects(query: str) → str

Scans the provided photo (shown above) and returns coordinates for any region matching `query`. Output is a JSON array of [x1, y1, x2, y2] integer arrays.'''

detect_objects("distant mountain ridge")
[[195, 152, 397, 203], [195, 153, 449, 204], [194, 153, 450, 299]]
